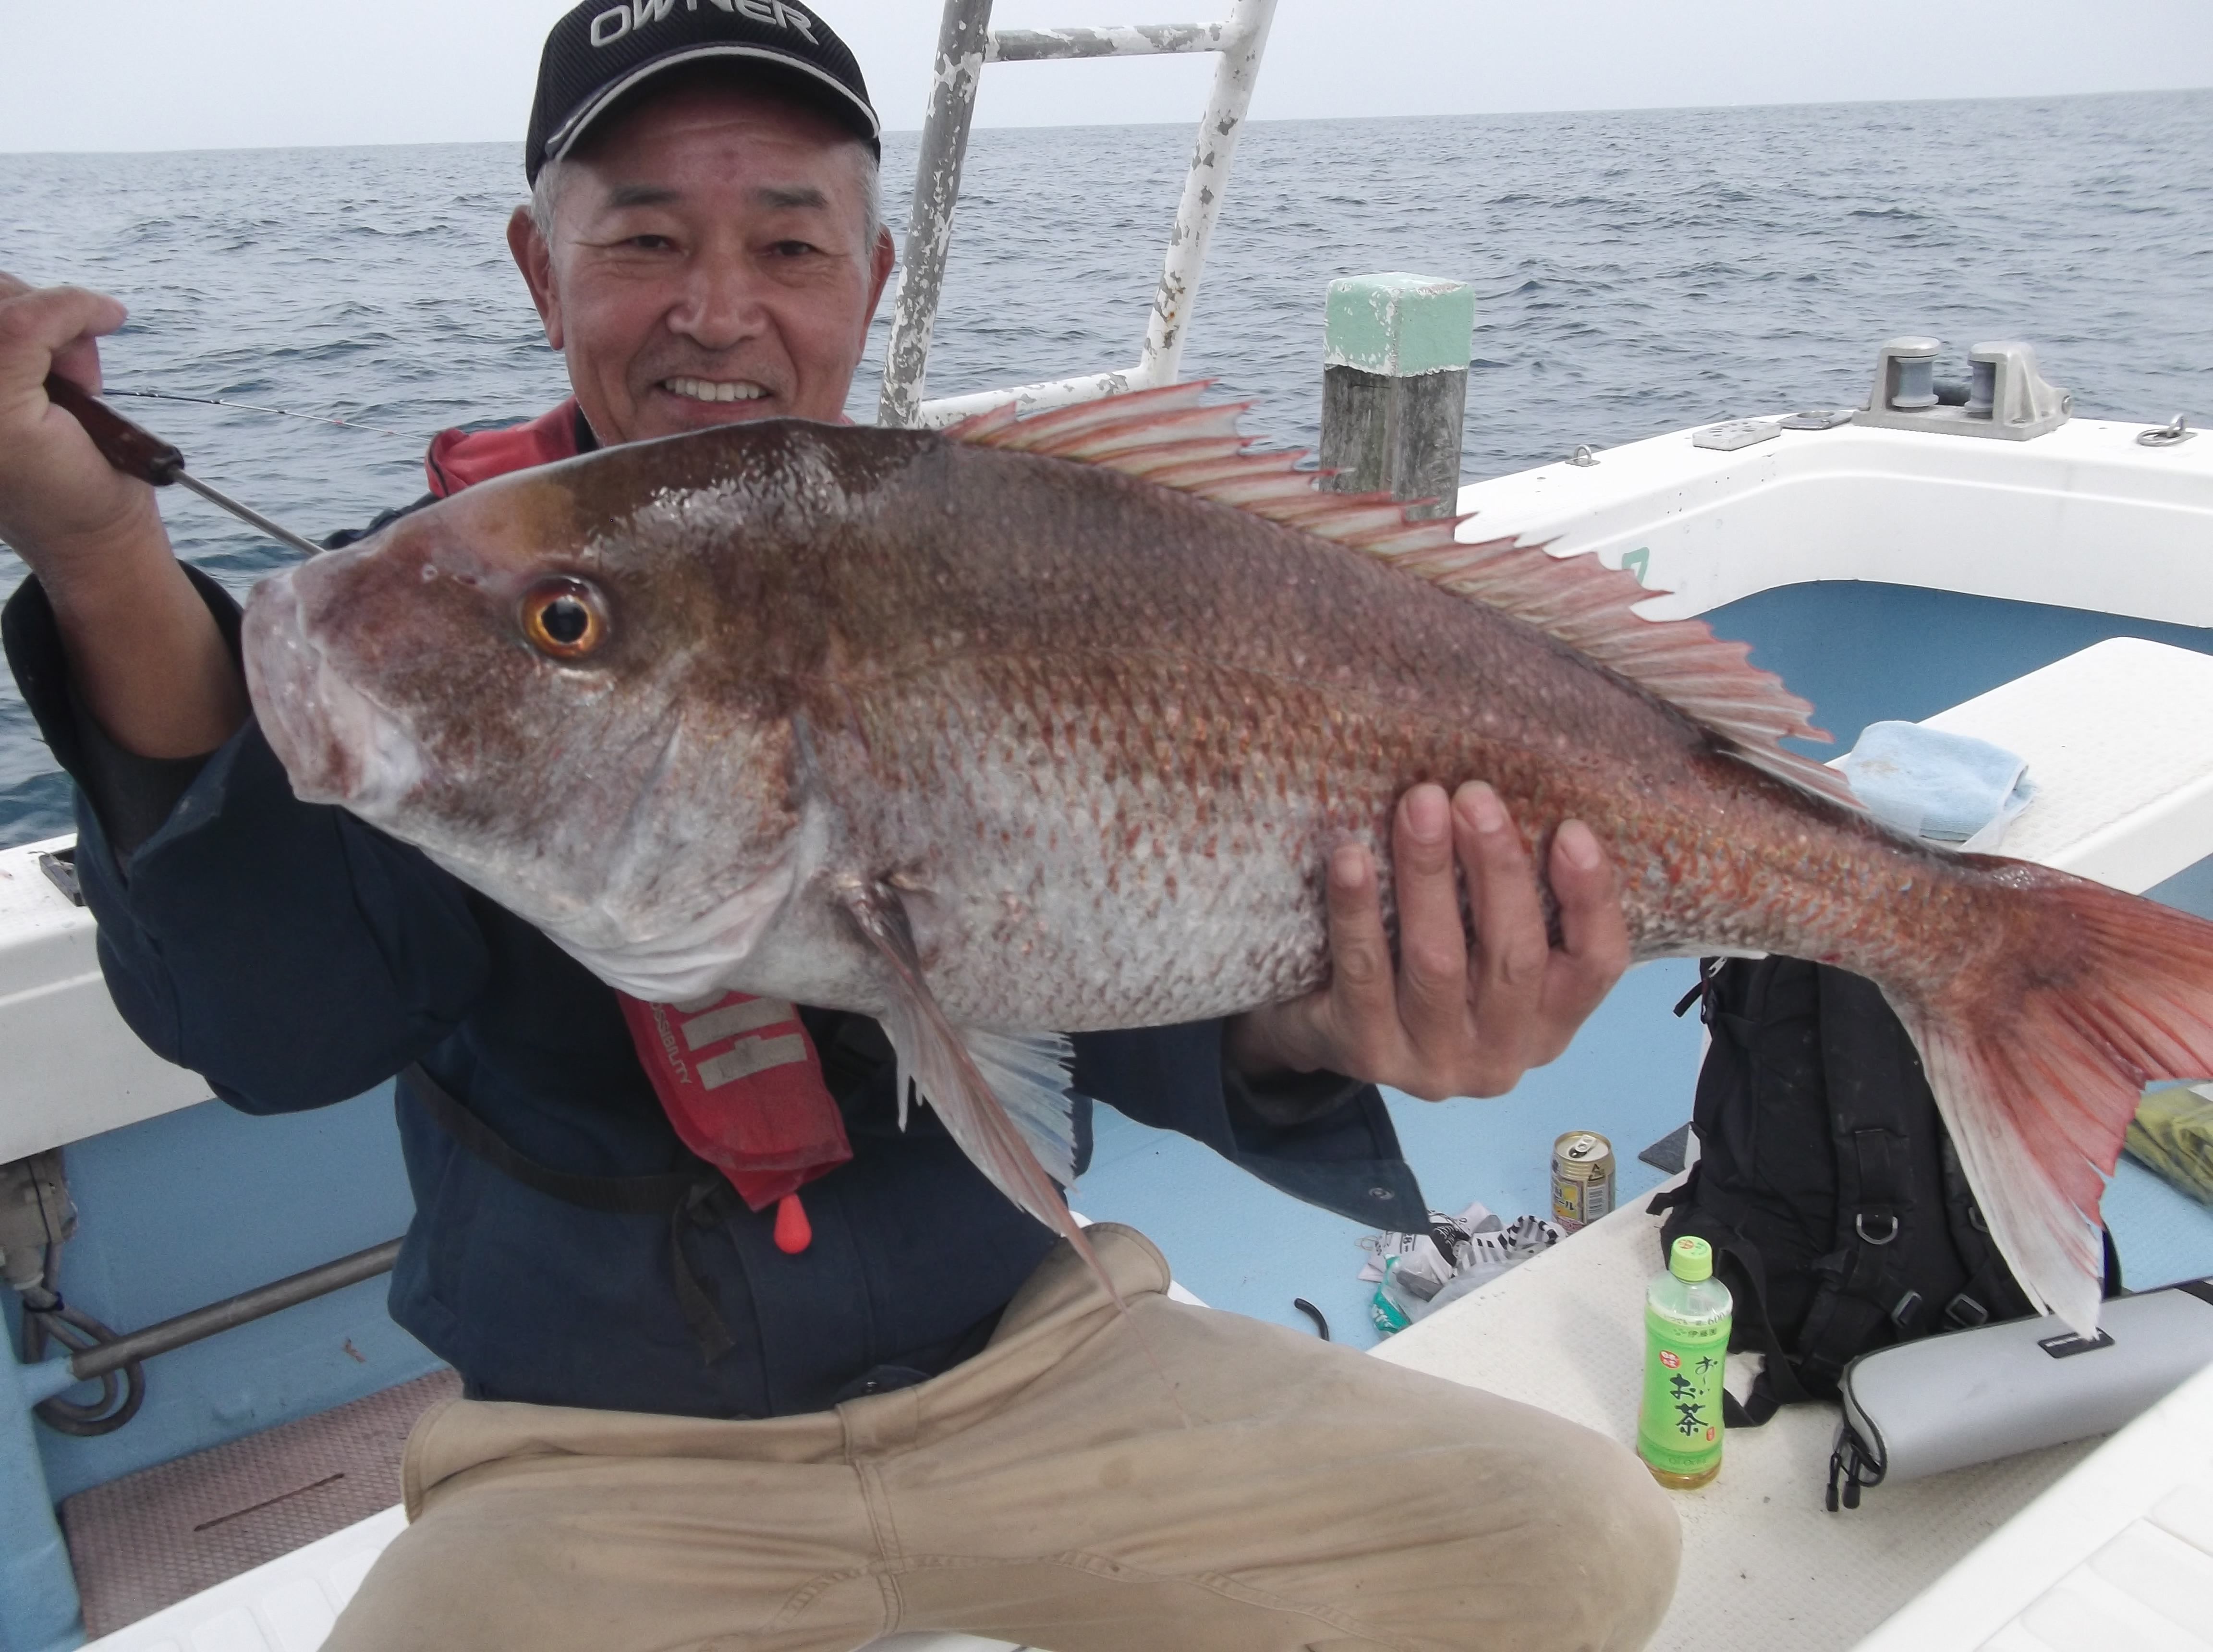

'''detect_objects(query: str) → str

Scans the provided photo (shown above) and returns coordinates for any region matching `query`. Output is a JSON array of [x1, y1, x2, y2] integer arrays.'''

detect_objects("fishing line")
[[99, 388, 418, 441]]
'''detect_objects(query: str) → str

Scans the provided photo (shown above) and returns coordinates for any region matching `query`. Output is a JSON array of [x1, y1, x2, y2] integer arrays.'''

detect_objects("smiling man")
[[0, 3, 1676, 1649]]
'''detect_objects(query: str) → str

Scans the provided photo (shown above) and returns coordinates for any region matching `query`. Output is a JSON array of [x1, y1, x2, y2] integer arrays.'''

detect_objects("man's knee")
[[1528, 1426, 1681, 1651], [1378, 1410, 1679, 1652], [322, 1502, 540, 1652]]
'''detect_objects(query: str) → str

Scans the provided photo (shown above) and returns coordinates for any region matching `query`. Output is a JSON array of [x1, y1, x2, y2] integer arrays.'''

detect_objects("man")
[[0, 4, 1677, 1648]]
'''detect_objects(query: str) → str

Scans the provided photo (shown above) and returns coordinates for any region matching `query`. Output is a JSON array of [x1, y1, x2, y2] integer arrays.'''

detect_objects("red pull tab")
[[773, 1192, 813, 1255]]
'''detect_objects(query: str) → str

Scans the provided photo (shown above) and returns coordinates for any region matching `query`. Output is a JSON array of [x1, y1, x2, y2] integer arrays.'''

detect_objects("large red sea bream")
[[242, 384, 2213, 1334]]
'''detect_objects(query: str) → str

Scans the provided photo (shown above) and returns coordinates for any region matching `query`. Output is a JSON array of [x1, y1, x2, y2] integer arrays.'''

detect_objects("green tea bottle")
[[1637, 1234, 1733, 1489]]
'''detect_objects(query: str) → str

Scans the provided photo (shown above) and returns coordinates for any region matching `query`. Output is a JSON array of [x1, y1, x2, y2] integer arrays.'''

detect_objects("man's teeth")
[[665, 377, 767, 404]]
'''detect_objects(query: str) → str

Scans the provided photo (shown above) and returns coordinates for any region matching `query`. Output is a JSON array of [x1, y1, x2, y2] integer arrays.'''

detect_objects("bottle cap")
[[1670, 1235, 1714, 1282]]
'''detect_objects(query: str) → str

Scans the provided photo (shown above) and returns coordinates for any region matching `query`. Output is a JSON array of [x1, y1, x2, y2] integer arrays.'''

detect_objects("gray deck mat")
[[60, 1367, 459, 1638]]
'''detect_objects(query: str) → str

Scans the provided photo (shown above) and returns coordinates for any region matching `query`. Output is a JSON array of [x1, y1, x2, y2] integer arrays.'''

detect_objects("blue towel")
[[1838, 721, 2035, 850]]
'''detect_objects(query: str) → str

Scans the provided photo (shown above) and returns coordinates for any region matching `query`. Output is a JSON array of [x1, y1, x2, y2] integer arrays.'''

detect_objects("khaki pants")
[[329, 1226, 1678, 1652]]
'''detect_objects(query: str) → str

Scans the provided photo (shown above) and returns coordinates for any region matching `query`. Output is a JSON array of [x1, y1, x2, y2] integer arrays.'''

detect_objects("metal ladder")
[[875, 0, 1279, 428]]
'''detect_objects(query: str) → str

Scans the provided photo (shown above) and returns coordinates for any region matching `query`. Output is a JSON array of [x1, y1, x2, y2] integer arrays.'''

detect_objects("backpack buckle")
[[1943, 1292, 1991, 1329], [1855, 1212, 1899, 1246]]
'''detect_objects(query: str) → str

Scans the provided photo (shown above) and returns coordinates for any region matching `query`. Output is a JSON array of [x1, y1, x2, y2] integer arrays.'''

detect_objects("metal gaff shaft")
[[168, 471, 324, 560]]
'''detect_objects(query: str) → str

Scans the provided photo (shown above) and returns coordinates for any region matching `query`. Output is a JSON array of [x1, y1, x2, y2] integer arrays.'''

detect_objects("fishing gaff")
[[41, 373, 323, 559]]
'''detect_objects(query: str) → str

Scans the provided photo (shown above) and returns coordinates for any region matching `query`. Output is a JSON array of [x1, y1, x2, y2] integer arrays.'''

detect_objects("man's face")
[[509, 82, 896, 442]]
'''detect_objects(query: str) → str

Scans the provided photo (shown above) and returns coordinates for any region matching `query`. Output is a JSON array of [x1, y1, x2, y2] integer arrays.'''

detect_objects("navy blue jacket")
[[3, 565, 1423, 1419]]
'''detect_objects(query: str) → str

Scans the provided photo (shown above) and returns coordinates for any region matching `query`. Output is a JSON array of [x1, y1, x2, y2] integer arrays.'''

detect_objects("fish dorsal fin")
[[946, 384, 1859, 807]]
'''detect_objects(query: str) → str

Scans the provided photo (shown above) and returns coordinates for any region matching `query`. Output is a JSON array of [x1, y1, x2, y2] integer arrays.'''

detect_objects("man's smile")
[[661, 376, 769, 404]]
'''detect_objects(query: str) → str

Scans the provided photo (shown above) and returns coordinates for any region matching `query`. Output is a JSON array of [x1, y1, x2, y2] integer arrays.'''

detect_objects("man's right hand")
[[0, 277, 159, 557], [0, 273, 249, 759]]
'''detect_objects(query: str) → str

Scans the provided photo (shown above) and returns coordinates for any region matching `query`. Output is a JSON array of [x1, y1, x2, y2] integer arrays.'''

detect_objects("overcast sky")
[[3, 0, 2210, 155]]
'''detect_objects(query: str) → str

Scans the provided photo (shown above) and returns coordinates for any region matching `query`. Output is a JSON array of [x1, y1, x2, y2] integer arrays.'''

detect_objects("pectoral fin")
[[837, 882, 1180, 1413], [836, 880, 1088, 1239]]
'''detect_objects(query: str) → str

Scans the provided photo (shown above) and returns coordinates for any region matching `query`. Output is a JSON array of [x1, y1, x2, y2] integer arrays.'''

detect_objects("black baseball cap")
[[525, 0, 880, 184]]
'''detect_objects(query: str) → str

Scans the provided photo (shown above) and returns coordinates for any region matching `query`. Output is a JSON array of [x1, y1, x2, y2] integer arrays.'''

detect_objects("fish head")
[[242, 429, 842, 999]]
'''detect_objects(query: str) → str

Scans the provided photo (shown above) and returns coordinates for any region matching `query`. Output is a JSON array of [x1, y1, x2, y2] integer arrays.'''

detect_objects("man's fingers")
[[1224, 836, 1410, 1083], [1544, 819, 1631, 1032], [0, 280, 159, 576], [50, 330, 106, 397], [0, 284, 127, 466], [1456, 782, 1551, 1066], [1323, 841, 1395, 1004], [1228, 796, 1632, 1104], [1390, 784, 1472, 1047], [1318, 839, 1401, 1070], [0, 282, 127, 392]]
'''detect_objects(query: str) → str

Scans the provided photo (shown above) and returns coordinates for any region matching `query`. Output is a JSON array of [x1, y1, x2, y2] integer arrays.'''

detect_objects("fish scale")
[[242, 383, 2213, 1337]]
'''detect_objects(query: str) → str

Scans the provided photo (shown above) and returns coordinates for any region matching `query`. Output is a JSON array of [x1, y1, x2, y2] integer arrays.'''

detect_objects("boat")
[[3, 3, 2211, 1648]]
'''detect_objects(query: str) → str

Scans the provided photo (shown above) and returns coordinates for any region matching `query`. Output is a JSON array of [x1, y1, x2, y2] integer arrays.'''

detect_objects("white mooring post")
[[1319, 273, 1476, 520]]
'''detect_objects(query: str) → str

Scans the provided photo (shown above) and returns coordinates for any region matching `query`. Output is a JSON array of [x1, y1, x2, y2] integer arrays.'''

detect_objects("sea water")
[[2, 88, 2212, 844]]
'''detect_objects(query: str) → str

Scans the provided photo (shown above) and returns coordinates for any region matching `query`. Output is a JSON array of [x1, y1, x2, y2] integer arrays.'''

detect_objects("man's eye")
[[628, 234, 674, 251], [768, 240, 820, 258]]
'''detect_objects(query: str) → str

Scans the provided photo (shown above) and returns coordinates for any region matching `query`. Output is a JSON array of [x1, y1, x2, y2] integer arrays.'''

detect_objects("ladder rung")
[[879, 0, 1276, 428], [986, 23, 1231, 62]]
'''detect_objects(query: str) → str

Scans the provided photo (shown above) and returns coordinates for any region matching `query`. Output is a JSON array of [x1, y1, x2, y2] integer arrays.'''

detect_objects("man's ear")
[[507, 205, 565, 350], [862, 226, 897, 336]]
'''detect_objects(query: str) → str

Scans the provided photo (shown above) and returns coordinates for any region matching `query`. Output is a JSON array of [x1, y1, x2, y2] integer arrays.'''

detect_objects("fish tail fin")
[[1890, 860, 2213, 1333]]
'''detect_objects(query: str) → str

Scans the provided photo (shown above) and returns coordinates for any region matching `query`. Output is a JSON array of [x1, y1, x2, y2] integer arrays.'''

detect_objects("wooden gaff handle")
[[43, 372, 185, 486]]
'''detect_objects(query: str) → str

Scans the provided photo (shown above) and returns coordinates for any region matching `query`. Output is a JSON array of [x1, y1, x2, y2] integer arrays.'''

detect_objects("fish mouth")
[[242, 568, 424, 817]]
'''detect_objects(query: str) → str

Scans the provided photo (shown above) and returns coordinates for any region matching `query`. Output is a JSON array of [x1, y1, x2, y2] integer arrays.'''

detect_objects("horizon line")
[[3, 81, 2206, 160]]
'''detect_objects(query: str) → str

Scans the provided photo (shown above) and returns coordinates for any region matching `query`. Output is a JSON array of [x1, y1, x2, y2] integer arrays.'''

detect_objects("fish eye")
[[520, 579, 608, 660]]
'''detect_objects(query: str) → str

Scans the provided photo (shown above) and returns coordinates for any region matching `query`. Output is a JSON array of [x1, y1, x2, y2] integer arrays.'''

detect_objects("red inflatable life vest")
[[423, 398, 590, 498], [419, 399, 851, 1253]]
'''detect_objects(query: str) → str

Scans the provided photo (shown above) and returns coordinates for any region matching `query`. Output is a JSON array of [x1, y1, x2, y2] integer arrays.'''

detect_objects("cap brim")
[[541, 43, 881, 169]]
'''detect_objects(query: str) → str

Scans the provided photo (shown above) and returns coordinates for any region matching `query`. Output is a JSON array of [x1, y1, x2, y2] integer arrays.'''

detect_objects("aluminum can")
[[1551, 1130, 1615, 1231]]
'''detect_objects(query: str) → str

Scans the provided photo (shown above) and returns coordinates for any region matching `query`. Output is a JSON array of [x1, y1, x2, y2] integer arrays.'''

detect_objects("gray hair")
[[528, 141, 883, 260]]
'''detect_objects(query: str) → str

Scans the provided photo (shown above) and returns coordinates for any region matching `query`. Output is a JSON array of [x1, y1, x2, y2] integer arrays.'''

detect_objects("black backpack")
[[1651, 956, 2120, 1429]]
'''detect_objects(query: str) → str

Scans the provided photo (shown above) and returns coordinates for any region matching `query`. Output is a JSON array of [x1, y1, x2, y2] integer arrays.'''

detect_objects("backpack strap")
[[1782, 969, 1934, 1394], [1933, 1133, 2038, 1327], [402, 1063, 742, 1363], [1657, 956, 1828, 1424], [1650, 1174, 1814, 1427]]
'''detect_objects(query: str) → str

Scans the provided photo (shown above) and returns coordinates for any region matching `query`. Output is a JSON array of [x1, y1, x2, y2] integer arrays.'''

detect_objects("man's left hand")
[[1226, 782, 1630, 1101]]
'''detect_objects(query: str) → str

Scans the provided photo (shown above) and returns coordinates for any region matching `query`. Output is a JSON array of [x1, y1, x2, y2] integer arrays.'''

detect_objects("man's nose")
[[669, 255, 767, 351]]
